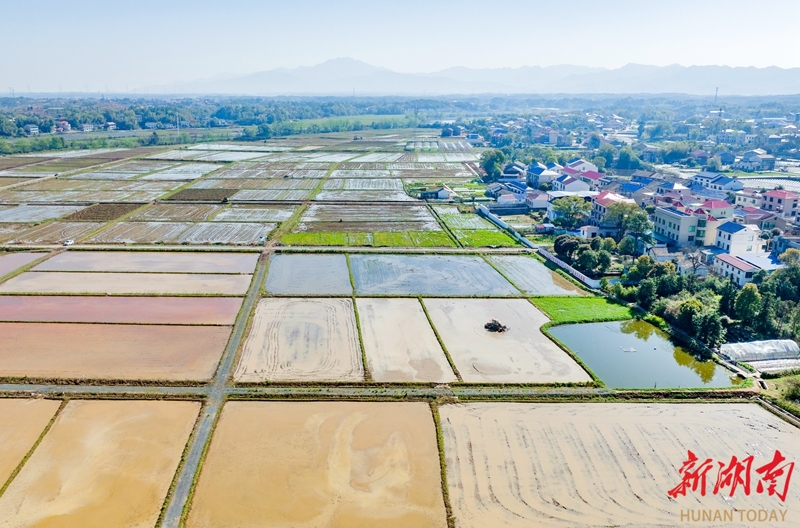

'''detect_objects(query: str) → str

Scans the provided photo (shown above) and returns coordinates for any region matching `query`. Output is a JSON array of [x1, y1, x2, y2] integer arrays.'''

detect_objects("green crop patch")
[[530, 296, 636, 324]]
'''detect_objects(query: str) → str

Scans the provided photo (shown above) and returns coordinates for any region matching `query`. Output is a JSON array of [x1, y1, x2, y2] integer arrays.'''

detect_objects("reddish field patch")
[[0, 296, 242, 324], [0, 252, 45, 277], [34, 251, 258, 273], [0, 323, 232, 381]]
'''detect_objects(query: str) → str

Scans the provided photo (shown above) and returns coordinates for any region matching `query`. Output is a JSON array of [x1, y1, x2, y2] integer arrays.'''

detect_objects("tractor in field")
[[484, 319, 508, 333]]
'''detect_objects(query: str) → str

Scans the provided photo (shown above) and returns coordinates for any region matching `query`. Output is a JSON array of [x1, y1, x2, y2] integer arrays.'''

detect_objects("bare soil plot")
[[0, 177, 35, 188], [0, 323, 231, 380], [231, 189, 312, 201], [314, 190, 414, 202], [8, 222, 103, 244], [0, 272, 252, 295], [85, 221, 191, 244], [127, 203, 221, 222], [357, 298, 456, 382], [0, 400, 199, 527], [294, 220, 441, 232], [176, 222, 275, 245], [185, 401, 446, 528], [323, 178, 403, 190], [0, 296, 242, 324], [62, 203, 142, 221], [350, 254, 518, 296], [166, 188, 238, 202], [35, 250, 258, 273], [16, 179, 99, 191], [0, 399, 61, 485], [302, 203, 435, 223], [264, 254, 352, 295], [424, 298, 591, 383], [0, 224, 31, 243], [235, 298, 363, 382], [212, 206, 294, 222], [0, 253, 44, 277], [441, 403, 800, 528], [0, 157, 53, 171], [0, 205, 84, 223], [488, 256, 584, 296]]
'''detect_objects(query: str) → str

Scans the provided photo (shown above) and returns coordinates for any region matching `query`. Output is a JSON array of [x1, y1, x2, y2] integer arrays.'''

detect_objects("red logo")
[[668, 450, 794, 501]]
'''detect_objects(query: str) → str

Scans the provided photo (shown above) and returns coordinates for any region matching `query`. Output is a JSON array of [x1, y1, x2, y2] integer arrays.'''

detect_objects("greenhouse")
[[720, 339, 800, 373]]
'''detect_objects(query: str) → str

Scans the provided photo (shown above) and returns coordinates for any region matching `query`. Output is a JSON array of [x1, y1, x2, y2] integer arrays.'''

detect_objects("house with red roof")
[[713, 254, 759, 287], [761, 189, 799, 219]]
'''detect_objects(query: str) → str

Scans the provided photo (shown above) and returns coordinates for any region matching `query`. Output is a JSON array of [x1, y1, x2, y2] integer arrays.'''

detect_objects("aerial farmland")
[[0, 131, 797, 528]]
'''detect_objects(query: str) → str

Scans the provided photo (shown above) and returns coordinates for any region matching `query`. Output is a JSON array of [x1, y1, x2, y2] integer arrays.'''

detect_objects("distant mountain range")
[[161, 58, 800, 96]]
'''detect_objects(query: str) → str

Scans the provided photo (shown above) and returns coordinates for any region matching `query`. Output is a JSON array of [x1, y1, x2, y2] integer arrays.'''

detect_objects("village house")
[[589, 191, 636, 238], [714, 222, 762, 254], [713, 254, 759, 287], [760, 189, 799, 219], [735, 188, 762, 208], [734, 149, 776, 171], [552, 174, 590, 192]]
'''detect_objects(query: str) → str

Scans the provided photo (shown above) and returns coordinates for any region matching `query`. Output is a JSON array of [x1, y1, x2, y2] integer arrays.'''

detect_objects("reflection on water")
[[550, 320, 740, 389]]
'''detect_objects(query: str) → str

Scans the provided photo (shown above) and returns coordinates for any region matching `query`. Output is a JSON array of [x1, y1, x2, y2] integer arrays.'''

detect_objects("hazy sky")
[[3, 0, 800, 92]]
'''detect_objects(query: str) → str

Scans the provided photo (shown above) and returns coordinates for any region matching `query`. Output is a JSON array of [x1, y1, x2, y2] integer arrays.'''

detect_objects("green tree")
[[616, 146, 642, 170], [598, 143, 616, 168], [480, 149, 505, 181], [553, 235, 581, 262], [576, 249, 599, 272], [618, 235, 637, 258], [551, 195, 591, 230], [779, 248, 800, 266], [637, 278, 658, 309], [734, 283, 761, 321], [624, 211, 654, 245], [596, 250, 612, 273], [601, 237, 617, 253], [603, 202, 641, 241], [626, 255, 654, 282]]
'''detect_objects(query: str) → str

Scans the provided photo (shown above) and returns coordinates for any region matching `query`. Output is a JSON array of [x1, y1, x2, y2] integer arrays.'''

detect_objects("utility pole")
[[714, 87, 718, 106]]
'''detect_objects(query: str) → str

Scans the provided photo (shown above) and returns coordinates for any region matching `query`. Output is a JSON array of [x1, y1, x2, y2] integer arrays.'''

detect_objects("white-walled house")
[[714, 222, 761, 254], [713, 254, 758, 286]]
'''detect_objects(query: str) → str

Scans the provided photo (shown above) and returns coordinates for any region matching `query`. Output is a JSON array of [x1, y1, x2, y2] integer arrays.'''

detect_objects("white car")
[[63, 239, 75, 246]]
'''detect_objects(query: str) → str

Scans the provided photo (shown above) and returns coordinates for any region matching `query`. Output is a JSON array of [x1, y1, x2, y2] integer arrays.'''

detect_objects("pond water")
[[549, 320, 741, 389]]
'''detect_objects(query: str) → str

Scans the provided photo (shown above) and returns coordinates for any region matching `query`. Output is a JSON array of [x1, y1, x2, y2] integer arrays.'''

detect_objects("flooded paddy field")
[[549, 320, 741, 388], [0, 399, 61, 484], [350, 254, 519, 296], [127, 204, 222, 222], [424, 298, 592, 383], [211, 205, 295, 223], [175, 222, 275, 245], [488, 255, 584, 296], [0, 252, 44, 276], [314, 190, 415, 202], [34, 250, 258, 273], [302, 203, 435, 223], [7, 222, 103, 244], [185, 401, 446, 528], [264, 254, 352, 295], [0, 272, 252, 295], [440, 403, 800, 527], [85, 221, 193, 244], [0, 322, 231, 381], [0, 400, 199, 527], [235, 298, 363, 383], [0, 205, 85, 223], [357, 298, 456, 382], [0, 296, 242, 324]]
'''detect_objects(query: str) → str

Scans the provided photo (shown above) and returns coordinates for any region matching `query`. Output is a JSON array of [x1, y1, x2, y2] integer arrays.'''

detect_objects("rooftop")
[[716, 253, 758, 272]]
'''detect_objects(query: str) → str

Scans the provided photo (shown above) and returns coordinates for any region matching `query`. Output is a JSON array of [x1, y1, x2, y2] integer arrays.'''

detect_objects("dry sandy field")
[[0, 296, 242, 324], [0, 400, 199, 528], [424, 299, 591, 383], [488, 256, 584, 296], [440, 403, 800, 527], [0, 252, 43, 277], [264, 254, 353, 295], [33, 250, 258, 274], [0, 399, 61, 485], [0, 272, 252, 295], [357, 298, 456, 383], [0, 323, 232, 381], [350, 255, 519, 296], [234, 298, 363, 383], [185, 401, 446, 528]]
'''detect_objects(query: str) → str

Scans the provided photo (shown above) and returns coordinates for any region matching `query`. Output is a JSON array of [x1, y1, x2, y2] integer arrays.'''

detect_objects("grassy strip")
[[351, 296, 372, 382], [430, 403, 457, 528], [0, 399, 67, 499], [178, 402, 225, 526], [427, 203, 463, 248], [453, 229, 518, 248], [479, 253, 524, 294], [530, 296, 636, 324], [280, 230, 455, 247], [345, 253, 357, 294], [418, 297, 463, 382], [157, 399, 207, 527], [0, 250, 55, 285]]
